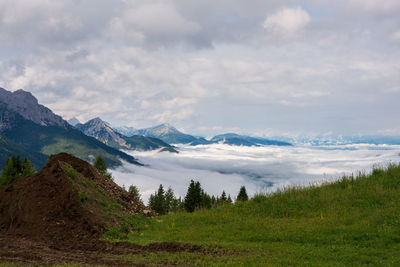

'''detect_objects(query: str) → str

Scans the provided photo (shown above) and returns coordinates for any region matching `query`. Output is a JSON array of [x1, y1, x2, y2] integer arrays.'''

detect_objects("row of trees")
[[0, 156, 36, 185], [145, 180, 249, 214]]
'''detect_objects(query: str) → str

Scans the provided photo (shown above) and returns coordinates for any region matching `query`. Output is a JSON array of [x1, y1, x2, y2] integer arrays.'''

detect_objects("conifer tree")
[[13, 156, 22, 176], [1, 157, 17, 185], [236, 186, 249, 202], [221, 191, 227, 202], [1, 156, 36, 185], [149, 184, 166, 214], [128, 185, 142, 203], [184, 180, 202, 212], [21, 158, 35, 177], [94, 155, 107, 174], [165, 187, 180, 213], [201, 190, 212, 209], [94, 155, 112, 179]]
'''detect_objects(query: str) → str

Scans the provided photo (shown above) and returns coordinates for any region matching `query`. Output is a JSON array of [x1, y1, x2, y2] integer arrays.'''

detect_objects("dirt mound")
[[0, 153, 203, 265], [0, 153, 149, 249]]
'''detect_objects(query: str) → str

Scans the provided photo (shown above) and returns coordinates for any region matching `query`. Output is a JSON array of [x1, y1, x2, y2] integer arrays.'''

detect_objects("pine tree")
[[221, 191, 227, 202], [0, 156, 35, 185], [128, 185, 142, 203], [21, 158, 35, 177], [211, 195, 216, 207], [184, 180, 203, 212], [94, 155, 107, 175], [201, 190, 212, 209], [165, 187, 175, 213], [1, 157, 17, 185], [149, 184, 166, 214], [94, 155, 112, 179], [13, 156, 22, 177], [236, 186, 249, 202]]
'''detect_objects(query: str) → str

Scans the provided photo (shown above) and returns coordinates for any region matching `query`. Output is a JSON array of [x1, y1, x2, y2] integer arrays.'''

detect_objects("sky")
[[0, 0, 399, 137]]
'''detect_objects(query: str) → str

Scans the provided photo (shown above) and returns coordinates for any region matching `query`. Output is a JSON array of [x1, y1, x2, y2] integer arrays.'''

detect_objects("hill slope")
[[115, 164, 400, 265]]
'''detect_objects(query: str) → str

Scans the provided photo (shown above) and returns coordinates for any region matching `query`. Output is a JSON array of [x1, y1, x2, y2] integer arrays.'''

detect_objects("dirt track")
[[0, 234, 206, 266]]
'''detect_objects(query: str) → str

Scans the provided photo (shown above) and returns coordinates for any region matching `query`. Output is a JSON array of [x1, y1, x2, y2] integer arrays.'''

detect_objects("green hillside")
[[108, 164, 400, 266], [0, 135, 48, 170]]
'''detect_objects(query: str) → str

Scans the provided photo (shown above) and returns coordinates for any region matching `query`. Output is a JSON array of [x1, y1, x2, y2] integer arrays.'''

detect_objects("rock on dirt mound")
[[0, 153, 148, 249]]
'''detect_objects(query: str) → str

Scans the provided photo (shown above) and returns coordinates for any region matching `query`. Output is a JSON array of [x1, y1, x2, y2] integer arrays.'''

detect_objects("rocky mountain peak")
[[76, 117, 129, 149], [0, 87, 69, 128], [66, 117, 81, 126]]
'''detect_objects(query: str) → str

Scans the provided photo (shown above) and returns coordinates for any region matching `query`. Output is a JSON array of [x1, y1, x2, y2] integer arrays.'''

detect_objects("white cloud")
[[110, 2, 200, 46], [346, 0, 400, 14], [392, 31, 400, 42], [263, 7, 311, 35], [112, 143, 400, 203]]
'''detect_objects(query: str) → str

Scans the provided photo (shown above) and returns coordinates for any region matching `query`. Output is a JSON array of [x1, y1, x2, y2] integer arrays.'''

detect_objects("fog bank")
[[111, 144, 400, 203]]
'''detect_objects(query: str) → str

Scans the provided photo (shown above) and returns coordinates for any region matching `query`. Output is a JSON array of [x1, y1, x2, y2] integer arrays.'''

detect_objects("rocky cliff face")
[[76, 117, 130, 149], [0, 88, 69, 128]]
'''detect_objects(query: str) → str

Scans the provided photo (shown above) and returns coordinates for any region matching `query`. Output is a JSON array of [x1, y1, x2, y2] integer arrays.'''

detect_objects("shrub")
[[78, 192, 89, 203], [65, 167, 77, 180]]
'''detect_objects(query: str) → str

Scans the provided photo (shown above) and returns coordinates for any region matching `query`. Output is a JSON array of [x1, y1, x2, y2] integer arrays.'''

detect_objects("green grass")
[[107, 163, 400, 266], [64, 167, 76, 180], [78, 192, 89, 203]]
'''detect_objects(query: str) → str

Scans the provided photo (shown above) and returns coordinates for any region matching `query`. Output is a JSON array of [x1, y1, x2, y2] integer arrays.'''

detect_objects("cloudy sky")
[[0, 0, 399, 136]]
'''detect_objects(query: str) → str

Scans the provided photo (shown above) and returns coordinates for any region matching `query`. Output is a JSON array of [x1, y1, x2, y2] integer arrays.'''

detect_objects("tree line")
[[134, 180, 248, 215], [0, 156, 36, 185]]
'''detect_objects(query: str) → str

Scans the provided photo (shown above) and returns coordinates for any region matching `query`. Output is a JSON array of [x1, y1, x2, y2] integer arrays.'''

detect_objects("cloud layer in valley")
[[0, 0, 399, 136], [111, 144, 400, 203]]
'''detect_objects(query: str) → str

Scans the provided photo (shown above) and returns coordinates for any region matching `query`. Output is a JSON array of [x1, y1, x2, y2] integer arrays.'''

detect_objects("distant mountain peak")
[[65, 117, 81, 126], [76, 117, 129, 149], [134, 123, 197, 144], [112, 125, 136, 137]]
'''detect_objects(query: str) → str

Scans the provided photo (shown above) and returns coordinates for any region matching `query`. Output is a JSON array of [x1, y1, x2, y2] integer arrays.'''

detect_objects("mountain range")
[[0, 88, 140, 169], [76, 118, 178, 153], [117, 124, 292, 147]]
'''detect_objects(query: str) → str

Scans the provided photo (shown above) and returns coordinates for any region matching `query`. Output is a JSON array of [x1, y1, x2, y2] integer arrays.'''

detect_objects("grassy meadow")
[[105, 163, 400, 266]]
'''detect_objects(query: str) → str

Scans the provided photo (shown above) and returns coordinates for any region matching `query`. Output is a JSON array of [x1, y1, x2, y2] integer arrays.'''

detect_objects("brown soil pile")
[[0, 153, 204, 265], [0, 153, 150, 249]]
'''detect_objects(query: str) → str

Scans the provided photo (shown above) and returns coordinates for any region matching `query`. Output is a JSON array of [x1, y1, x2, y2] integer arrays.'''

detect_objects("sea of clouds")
[[111, 144, 400, 203]]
